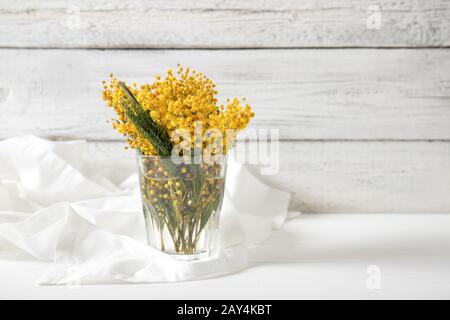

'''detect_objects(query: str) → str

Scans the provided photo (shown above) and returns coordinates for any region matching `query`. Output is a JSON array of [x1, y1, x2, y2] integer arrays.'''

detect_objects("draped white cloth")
[[0, 136, 295, 284]]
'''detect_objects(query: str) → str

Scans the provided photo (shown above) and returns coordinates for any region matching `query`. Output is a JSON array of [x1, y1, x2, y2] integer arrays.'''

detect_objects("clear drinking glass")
[[137, 155, 227, 260]]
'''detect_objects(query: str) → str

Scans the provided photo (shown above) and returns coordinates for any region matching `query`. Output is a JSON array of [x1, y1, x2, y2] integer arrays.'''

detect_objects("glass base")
[[167, 249, 213, 261]]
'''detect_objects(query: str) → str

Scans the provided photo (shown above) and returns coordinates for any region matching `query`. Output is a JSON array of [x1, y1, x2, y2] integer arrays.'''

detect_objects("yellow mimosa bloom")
[[101, 66, 254, 155]]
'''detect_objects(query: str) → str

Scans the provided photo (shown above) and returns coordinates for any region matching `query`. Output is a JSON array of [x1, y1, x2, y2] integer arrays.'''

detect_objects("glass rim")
[[136, 153, 228, 161], [136, 154, 228, 158], [136, 154, 229, 170], [134, 141, 236, 159]]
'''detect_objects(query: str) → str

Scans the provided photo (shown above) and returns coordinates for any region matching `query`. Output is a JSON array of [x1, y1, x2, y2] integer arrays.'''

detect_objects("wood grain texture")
[[86, 140, 450, 213], [0, 48, 449, 140], [0, 0, 449, 48]]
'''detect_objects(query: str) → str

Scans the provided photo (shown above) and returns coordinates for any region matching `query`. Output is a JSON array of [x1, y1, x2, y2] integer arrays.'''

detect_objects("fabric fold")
[[0, 136, 295, 284]]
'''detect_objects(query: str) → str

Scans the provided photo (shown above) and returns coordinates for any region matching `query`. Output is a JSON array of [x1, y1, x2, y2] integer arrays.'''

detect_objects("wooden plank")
[[86, 141, 450, 213], [0, 48, 449, 140], [0, 0, 449, 48]]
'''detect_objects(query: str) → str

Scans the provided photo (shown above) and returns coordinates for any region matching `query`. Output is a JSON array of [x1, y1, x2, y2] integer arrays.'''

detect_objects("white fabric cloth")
[[0, 135, 295, 284]]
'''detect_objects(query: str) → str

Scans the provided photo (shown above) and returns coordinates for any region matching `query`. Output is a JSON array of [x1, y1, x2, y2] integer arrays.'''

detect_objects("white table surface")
[[1, 213, 450, 299]]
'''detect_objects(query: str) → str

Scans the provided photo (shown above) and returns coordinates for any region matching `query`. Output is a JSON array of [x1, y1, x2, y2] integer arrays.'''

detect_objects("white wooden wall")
[[0, 0, 449, 213]]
